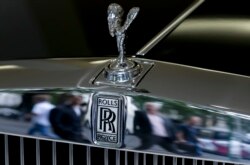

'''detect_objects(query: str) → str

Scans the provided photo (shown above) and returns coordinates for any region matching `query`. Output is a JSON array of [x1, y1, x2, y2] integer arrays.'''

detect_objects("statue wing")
[[123, 7, 140, 30]]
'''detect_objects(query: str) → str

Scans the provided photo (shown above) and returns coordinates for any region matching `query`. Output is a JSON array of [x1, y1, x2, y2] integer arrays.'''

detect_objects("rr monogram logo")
[[99, 107, 116, 133], [92, 94, 125, 147]]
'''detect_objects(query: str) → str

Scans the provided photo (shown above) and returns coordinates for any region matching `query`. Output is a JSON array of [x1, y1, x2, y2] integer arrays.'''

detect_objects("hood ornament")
[[105, 3, 142, 83], [90, 3, 153, 87], [107, 3, 139, 65]]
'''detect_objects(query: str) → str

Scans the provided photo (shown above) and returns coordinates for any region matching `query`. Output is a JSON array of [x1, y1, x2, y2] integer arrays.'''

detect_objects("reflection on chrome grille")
[[0, 134, 243, 165]]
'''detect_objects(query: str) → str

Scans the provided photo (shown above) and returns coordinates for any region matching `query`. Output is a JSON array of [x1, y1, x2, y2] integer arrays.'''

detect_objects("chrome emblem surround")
[[91, 92, 127, 148]]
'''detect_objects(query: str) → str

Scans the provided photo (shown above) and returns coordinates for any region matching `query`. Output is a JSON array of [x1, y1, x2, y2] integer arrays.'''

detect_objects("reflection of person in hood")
[[49, 93, 89, 143], [176, 116, 202, 156], [28, 94, 56, 138], [134, 102, 178, 153]]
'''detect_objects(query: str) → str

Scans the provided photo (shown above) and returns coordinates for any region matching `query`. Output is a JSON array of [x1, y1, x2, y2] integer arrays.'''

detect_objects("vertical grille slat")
[[36, 139, 40, 165], [193, 159, 197, 165], [143, 154, 147, 165], [0, 133, 246, 165], [182, 158, 185, 165], [69, 144, 74, 165], [134, 152, 139, 165], [124, 151, 128, 165], [153, 155, 158, 165], [52, 142, 57, 165], [173, 157, 177, 165], [20, 137, 24, 165], [116, 150, 120, 165], [4, 135, 9, 165], [87, 146, 91, 165], [162, 156, 165, 165], [105, 149, 109, 165]]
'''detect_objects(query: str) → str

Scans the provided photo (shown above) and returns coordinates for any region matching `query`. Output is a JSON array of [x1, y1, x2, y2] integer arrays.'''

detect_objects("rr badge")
[[91, 93, 126, 147]]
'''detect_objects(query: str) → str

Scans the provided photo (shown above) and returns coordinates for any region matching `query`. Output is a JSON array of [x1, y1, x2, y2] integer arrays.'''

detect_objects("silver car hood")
[[0, 57, 249, 114], [0, 57, 249, 164]]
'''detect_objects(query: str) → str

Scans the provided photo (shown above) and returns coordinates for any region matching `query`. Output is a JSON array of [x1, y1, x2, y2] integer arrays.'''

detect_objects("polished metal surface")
[[0, 58, 248, 115], [0, 89, 249, 164], [136, 0, 204, 56]]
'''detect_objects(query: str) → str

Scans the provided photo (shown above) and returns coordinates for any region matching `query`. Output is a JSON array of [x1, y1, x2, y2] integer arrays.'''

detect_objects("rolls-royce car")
[[0, 0, 249, 165]]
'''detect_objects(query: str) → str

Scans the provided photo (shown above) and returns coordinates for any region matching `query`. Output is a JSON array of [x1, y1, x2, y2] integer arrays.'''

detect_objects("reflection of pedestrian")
[[49, 93, 89, 143], [176, 116, 202, 156], [28, 94, 56, 138], [133, 102, 177, 152]]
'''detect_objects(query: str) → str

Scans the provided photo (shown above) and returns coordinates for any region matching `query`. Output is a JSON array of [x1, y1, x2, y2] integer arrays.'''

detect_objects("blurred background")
[[0, 0, 249, 75]]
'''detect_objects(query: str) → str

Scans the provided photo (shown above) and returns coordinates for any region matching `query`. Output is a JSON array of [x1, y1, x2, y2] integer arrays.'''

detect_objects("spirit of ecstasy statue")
[[107, 3, 139, 66]]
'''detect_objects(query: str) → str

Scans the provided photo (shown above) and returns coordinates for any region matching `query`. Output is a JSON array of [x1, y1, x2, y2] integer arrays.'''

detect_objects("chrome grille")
[[0, 134, 242, 165]]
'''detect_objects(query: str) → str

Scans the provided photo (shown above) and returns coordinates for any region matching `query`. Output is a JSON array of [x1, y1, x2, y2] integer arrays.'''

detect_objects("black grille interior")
[[0, 134, 239, 165]]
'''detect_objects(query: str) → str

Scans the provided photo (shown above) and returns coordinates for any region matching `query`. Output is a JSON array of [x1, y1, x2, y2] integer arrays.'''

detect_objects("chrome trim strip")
[[136, 0, 205, 56]]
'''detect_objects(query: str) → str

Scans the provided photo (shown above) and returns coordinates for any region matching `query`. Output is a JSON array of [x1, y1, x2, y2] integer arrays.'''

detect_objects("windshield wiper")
[[136, 0, 205, 56]]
